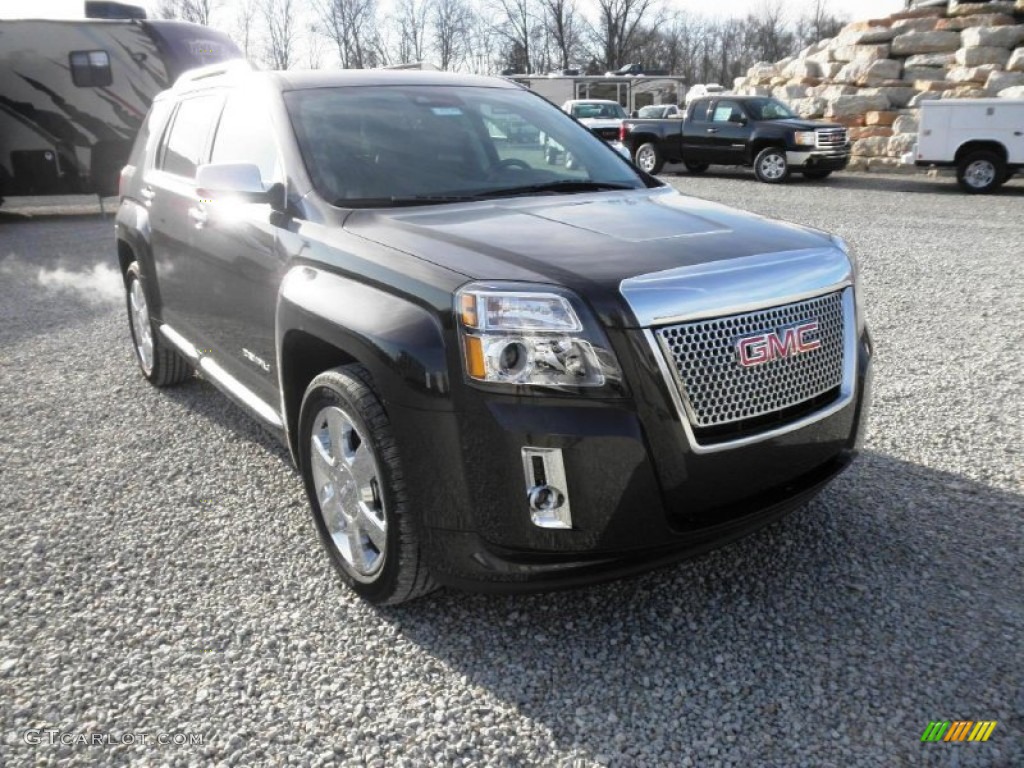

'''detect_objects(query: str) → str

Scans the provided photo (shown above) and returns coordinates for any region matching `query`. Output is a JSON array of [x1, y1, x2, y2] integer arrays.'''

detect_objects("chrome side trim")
[[642, 288, 858, 454], [159, 323, 284, 430], [159, 324, 199, 361], [619, 247, 853, 327]]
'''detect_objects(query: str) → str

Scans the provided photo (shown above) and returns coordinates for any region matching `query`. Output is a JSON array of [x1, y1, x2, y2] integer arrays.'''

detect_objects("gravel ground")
[[1, 174, 1022, 767]]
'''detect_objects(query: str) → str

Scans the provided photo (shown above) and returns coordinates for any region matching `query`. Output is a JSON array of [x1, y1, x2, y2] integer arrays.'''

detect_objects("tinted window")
[[159, 95, 222, 178], [285, 86, 644, 207], [745, 98, 797, 120], [210, 93, 281, 185], [689, 101, 708, 122], [69, 50, 111, 87]]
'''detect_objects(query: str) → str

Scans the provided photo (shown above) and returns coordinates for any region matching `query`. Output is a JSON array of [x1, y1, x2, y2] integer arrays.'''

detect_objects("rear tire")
[[802, 168, 832, 180], [956, 150, 1005, 194], [299, 364, 437, 605], [634, 142, 664, 174], [124, 261, 191, 387], [753, 146, 790, 183], [684, 160, 709, 174]]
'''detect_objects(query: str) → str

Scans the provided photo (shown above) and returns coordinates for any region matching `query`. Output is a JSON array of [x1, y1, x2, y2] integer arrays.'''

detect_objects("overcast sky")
[[2, 0, 908, 23]]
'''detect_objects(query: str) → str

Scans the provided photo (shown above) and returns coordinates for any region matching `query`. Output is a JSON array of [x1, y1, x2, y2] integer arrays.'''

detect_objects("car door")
[[681, 99, 713, 157], [706, 99, 750, 165], [144, 91, 223, 338], [188, 89, 285, 407]]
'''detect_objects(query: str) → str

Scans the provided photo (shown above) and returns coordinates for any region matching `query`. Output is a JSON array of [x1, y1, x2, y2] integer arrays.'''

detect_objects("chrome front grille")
[[655, 292, 845, 430], [816, 128, 848, 150]]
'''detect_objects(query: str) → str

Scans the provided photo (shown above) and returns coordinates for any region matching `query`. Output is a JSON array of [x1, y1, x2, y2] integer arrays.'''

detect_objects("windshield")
[[744, 98, 797, 121], [285, 86, 645, 207], [570, 102, 627, 120], [638, 105, 675, 118]]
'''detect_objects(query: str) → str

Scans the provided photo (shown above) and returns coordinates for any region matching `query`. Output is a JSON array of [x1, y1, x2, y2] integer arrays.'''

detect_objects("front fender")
[[277, 264, 452, 414]]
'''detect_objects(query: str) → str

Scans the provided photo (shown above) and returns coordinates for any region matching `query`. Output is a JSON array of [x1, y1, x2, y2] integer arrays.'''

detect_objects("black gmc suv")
[[622, 95, 851, 182], [115, 67, 872, 604]]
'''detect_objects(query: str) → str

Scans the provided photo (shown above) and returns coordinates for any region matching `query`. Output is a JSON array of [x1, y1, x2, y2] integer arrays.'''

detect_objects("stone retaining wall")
[[731, 0, 1024, 171]]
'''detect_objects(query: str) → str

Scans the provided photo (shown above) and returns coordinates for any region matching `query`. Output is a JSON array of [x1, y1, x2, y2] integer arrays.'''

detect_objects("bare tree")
[[795, 0, 846, 49], [235, 0, 260, 60], [492, 0, 536, 74], [306, 22, 329, 68], [591, 0, 661, 71], [743, 0, 794, 64], [318, 0, 378, 68], [263, 0, 298, 69], [156, 0, 218, 25], [432, 0, 473, 71], [392, 0, 432, 64], [539, 0, 582, 71]]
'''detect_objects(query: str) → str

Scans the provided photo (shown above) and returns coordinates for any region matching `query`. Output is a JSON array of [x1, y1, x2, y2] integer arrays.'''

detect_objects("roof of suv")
[[173, 66, 519, 94]]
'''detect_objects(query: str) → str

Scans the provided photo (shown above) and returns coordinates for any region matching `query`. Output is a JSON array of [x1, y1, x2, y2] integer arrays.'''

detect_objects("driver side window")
[[210, 92, 282, 187]]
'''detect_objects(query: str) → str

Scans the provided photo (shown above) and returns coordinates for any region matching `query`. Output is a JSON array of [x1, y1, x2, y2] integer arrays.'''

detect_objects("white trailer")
[[913, 98, 1024, 193]]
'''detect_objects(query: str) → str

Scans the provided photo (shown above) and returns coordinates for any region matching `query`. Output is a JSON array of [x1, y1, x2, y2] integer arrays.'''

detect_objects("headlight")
[[456, 285, 622, 389], [832, 234, 866, 331], [794, 131, 817, 147]]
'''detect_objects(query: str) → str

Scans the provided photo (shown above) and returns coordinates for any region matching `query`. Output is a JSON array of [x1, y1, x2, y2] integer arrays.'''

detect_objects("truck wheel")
[[299, 364, 437, 605], [754, 147, 790, 183], [802, 169, 832, 180], [634, 142, 664, 174], [684, 160, 709, 174], [124, 262, 191, 387], [957, 150, 1005, 194]]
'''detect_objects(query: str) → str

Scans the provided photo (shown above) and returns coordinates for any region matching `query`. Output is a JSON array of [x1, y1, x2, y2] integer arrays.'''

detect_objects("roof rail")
[[174, 58, 251, 88]]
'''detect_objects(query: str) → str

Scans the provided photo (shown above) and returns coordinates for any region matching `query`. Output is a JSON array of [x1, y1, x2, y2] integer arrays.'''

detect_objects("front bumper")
[[786, 150, 851, 170], [389, 328, 873, 591]]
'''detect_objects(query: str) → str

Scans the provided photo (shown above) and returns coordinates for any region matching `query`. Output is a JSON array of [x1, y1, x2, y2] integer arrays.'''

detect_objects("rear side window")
[[159, 94, 222, 178], [689, 101, 708, 122], [69, 51, 112, 87], [210, 92, 281, 185]]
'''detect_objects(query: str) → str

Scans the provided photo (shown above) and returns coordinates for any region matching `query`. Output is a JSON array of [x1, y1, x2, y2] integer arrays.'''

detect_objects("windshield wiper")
[[334, 194, 480, 208], [473, 180, 639, 199]]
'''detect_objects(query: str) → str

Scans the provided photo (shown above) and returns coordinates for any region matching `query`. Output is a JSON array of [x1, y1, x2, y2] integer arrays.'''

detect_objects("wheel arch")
[[749, 138, 786, 164], [955, 140, 1008, 164], [277, 266, 453, 464]]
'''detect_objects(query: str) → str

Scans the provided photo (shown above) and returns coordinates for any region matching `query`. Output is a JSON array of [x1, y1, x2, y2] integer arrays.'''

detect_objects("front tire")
[[753, 146, 790, 183], [124, 261, 191, 387], [298, 364, 436, 605], [634, 142, 664, 174], [802, 168, 832, 180], [956, 150, 1005, 194]]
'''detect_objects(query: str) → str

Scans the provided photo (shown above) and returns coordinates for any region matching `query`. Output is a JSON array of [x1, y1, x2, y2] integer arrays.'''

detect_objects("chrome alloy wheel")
[[129, 278, 154, 372], [309, 405, 387, 581], [758, 152, 787, 181], [635, 145, 657, 172], [964, 159, 996, 190]]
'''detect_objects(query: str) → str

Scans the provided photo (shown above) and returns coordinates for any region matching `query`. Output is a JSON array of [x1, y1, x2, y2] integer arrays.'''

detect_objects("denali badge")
[[736, 321, 821, 368]]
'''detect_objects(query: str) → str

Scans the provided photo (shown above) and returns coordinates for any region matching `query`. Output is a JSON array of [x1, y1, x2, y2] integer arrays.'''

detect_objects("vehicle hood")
[[343, 187, 834, 327], [767, 118, 846, 131], [578, 117, 624, 131]]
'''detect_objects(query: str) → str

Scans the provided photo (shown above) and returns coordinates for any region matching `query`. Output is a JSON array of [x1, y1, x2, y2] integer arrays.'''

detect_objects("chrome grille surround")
[[655, 292, 845, 429], [816, 128, 848, 151]]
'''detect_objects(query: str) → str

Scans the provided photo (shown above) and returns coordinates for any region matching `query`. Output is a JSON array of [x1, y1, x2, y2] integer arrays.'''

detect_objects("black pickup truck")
[[116, 68, 871, 604], [621, 96, 851, 183]]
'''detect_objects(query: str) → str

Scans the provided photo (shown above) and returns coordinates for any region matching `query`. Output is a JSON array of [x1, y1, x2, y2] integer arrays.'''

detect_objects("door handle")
[[140, 186, 155, 201], [706, 128, 719, 134], [188, 205, 208, 227]]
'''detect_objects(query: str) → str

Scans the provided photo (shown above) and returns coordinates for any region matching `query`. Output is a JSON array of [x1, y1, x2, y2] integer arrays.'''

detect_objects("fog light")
[[521, 447, 572, 529]]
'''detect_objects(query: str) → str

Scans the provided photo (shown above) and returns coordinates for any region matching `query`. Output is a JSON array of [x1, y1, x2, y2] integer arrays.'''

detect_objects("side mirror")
[[196, 163, 281, 208], [630, 110, 639, 118]]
